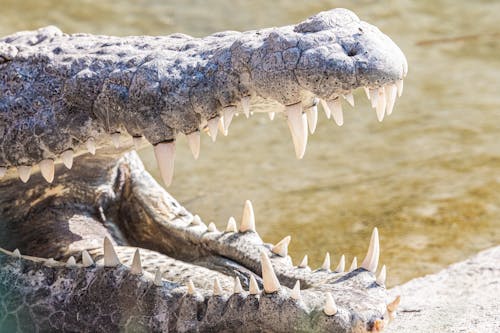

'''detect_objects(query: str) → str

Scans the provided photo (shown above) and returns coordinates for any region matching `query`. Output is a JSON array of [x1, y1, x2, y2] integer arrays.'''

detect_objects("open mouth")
[[0, 8, 406, 332]]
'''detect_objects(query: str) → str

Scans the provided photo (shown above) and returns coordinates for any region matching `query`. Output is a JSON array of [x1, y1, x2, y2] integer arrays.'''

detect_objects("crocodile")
[[0, 8, 407, 332]]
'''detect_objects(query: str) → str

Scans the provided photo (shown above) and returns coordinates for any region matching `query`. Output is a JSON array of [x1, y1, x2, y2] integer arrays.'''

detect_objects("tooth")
[[17, 165, 32, 183], [40, 159, 55, 183], [343, 93, 355, 107], [223, 106, 236, 135], [396, 80, 404, 97], [376, 87, 386, 122], [133, 136, 143, 150], [130, 249, 143, 275], [82, 250, 94, 267], [291, 280, 301, 301], [298, 255, 308, 268], [233, 277, 243, 294], [213, 277, 223, 296], [12, 249, 21, 258], [240, 200, 256, 232], [384, 85, 398, 116], [268, 112, 275, 121], [306, 105, 318, 134], [327, 99, 343, 126], [241, 96, 251, 118], [111, 133, 120, 148], [361, 227, 380, 272], [45, 258, 57, 266], [387, 295, 401, 313], [324, 293, 338, 316], [207, 117, 219, 142], [207, 222, 218, 232], [225, 217, 237, 233], [334, 254, 345, 273], [154, 141, 176, 187], [369, 89, 378, 108], [377, 264, 387, 285], [402, 55, 408, 77], [103, 237, 121, 267], [186, 132, 200, 160], [187, 279, 196, 295], [66, 256, 77, 267], [86, 138, 96, 155], [349, 256, 358, 272], [249, 275, 260, 295], [61, 150, 74, 169], [286, 103, 308, 159], [364, 87, 371, 100], [0, 167, 5, 178], [191, 214, 202, 226], [154, 268, 163, 286], [260, 251, 281, 293], [321, 252, 331, 270], [271, 235, 291, 257], [320, 99, 331, 119]]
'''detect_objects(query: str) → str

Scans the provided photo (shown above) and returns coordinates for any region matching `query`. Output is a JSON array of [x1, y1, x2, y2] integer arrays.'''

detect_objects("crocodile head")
[[0, 8, 406, 332]]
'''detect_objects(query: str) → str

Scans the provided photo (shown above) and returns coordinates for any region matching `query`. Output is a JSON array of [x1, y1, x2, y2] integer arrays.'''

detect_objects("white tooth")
[[17, 165, 31, 183], [361, 227, 380, 272], [327, 99, 343, 126], [241, 96, 251, 118], [343, 93, 355, 107], [321, 252, 331, 270], [249, 275, 260, 295], [225, 217, 237, 233], [377, 265, 387, 286], [349, 257, 358, 272], [208, 117, 219, 142], [320, 99, 332, 119], [111, 133, 120, 148], [369, 89, 378, 108], [286, 281, 300, 301], [286, 103, 308, 159], [40, 159, 55, 183], [298, 255, 308, 268], [240, 200, 256, 232], [154, 141, 176, 187], [12, 249, 21, 258], [103, 237, 121, 267], [66, 256, 77, 267], [133, 136, 143, 150], [191, 214, 202, 226], [334, 255, 345, 273], [376, 87, 386, 122], [187, 279, 196, 295], [272, 235, 291, 257], [324, 293, 338, 316], [130, 249, 143, 275], [213, 277, 223, 296], [82, 250, 94, 267], [268, 112, 275, 121], [186, 132, 200, 160], [86, 138, 96, 155], [154, 268, 163, 286], [364, 87, 371, 100], [260, 251, 281, 293], [207, 222, 218, 232], [0, 167, 5, 178], [396, 80, 404, 97], [306, 105, 318, 134], [61, 150, 74, 169], [402, 55, 408, 77], [233, 277, 244, 294], [223, 106, 236, 135], [385, 85, 398, 116]]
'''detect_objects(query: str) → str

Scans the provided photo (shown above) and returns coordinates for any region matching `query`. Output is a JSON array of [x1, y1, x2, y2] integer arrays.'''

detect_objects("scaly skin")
[[0, 8, 407, 333]]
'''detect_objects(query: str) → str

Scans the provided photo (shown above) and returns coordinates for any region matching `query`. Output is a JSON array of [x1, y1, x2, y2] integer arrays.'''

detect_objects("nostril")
[[347, 49, 357, 57]]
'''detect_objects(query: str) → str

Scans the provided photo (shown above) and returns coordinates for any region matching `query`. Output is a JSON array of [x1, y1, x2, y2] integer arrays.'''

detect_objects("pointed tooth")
[[376, 87, 386, 122], [233, 277, 244, 294], [402, 54, 408, 76], [82, 250, 94, 267], [320, 99, 332, 119], [327, 99, 343, 126], [385, 85, 398, 116], [12, 249, 21, 258], [191, 214, 202, 226], [187, 279, 196, 295], [268, 112, 275, 121], [207, 117, 219, 142], [103, 237, 121, 267], [223, 106, 236, 135], [343, 93, 355, 107], [324, 292, 338, 316], [133, 136, 143, 150], [130, 249, 143, 275], [213, 277, 223, 296], [361, 227, 380, 272], [17, 165, 31, 183], [364, 87, 371, 100], [286, 103, 308, 159], [321, 252, 331, 270], [39, 159, 55, 183], [61, 150, 74, 169], [225, 217, 237, 233], [240, 200, 256, 232], [396, 80, 404, 97], [349, 257, 358, 272], [241, 96, 251, 118], [369, 89, 378, 108], [111, 133, 120, 148], [186, 131, 200, 160], [154, 141, 176, 187], [298, 255, 308, 268], [0, 167, 5, 178], [86, 138, 96, 155], [207, 222, 218, 232], [154, 268, 163, 286], [218, 116, 225, 135], [335, 254, 345, 273], [306, 105, 318, 134], [249, 275, 260, 295], [387, 295, 401, 313], [377, 265, 387, 286], [66, 256, 76, 267], [291, 280, 301, 301], [272, 235, 291, 257], [260, 251, 281, 293]]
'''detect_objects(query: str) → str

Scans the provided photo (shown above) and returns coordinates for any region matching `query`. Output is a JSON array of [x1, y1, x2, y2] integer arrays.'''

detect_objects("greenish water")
[[2, 0, 499, 286]]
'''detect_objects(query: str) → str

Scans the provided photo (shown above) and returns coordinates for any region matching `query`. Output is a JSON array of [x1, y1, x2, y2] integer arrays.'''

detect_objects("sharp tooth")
[[154, 141, 176, 187], [191, 214, 202, 226], [321, 252, 331, 270], [111, 133, 120, 148], [402, 55, 408, 77], [271, 235, 291, 257], [286, 103, 308, 159], [361, 227, 380, 272], [326, 99, 343, 126], [208, 117, 219, 142], [377, 264, 387, 285], [291, 280, 301, 301], [17, 165, 31, 183], [384, 85, 398, 116], [369, 89, 378, 108], [0, 167, 5, 178], [324, 293, 338, 316], [154, 268, 163, 286], [268, 112, 275, 121], [260, 251, 281, 293], [334, 254, 345, 273], [187, 279, 196, 295], [233, 277, 243, 294], [82, 250, 94, 267], [225, 217, 237, 233], [66, 256, 77, 267], [39, 159, 55, 183], [240, 200, 256, 232], [186, 132, 200, 160], [12, 249, 21, 258], [387, 295, 401, 314], [364, 87, 371, 100], [320, 99, 332, 119], [249, 275, 260, 295], [343, 93, 355, 107], [349, 256, 358, 272], [213, 277, 223, 296], [207, 222, 218, 232], [61, 150, 74, 169], [133, 136, 143, 150], [298, 255, 308, 268], [396, 80, 404, 97], [376, 87, 386, 122], [306, 105, 318, 134], [86, 138, 96, 155], [223, 106, 236, 135], [241, 96, 251, 118], [103, 237, 121, 267], [130, 249, 143, 275]]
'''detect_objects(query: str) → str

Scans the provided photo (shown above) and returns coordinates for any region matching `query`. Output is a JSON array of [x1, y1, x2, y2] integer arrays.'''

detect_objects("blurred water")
[[1, 0, 499, 286]]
